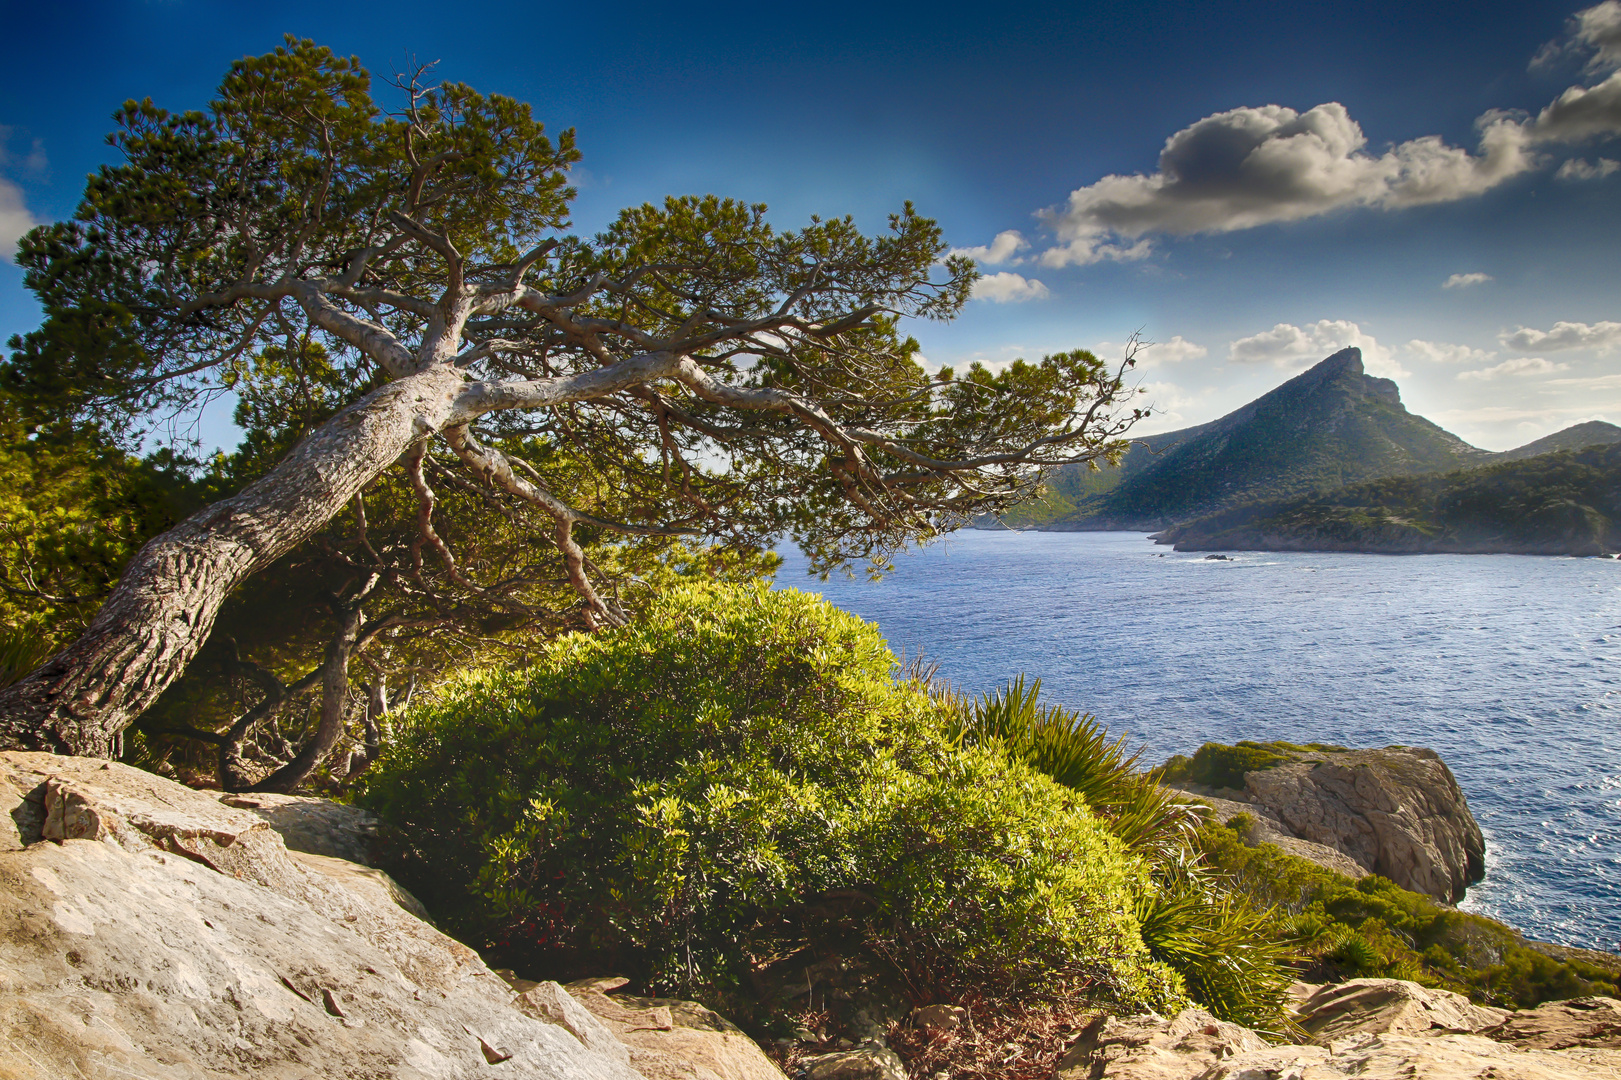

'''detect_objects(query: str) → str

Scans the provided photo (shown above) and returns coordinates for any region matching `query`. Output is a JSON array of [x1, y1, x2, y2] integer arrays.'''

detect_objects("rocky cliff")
[[0, 751, 784, 1080], [1167, 744, 1486, 902]]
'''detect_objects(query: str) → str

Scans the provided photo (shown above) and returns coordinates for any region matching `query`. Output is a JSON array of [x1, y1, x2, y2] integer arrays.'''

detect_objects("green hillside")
[[1494, 419, 1621, 461], [1156, 441, 1621, 556], [1039, 348, 1491, 529]]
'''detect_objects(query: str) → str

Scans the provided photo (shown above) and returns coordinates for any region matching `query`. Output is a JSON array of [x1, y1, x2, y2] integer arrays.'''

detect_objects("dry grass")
[[765, 983, 1104, 1080]]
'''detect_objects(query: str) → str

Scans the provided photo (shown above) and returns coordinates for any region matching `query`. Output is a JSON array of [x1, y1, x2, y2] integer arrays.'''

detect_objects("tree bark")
[[0, 365, 466, 756]]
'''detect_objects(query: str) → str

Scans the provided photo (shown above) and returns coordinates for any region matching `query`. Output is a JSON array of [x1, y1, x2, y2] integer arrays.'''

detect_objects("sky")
[[1, 0, 1618, 450]]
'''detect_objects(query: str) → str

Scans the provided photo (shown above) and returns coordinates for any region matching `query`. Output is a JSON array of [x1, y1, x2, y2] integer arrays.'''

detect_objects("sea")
[[774, 529, 1621, 953]]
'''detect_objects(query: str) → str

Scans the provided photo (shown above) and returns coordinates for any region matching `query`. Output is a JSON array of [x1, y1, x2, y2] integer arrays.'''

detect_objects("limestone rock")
[[1184, 791, 1372, 880], [1486, 996, 1621, 1050], [565, 978, 787, 1080], [0, 751, 643, 1080], [1053, 1007, 1268, 1079], [910, 1003, 973, 1038], [216, 790, 382, 865], [1296, 978, 1509, 1044], [1178, 745, 1485, 901], [515, 980, 633, 1063], [801, 1046, 907, 1080], [1055, 1006, 1621, 1080], [1202, 1033, 1621, 1080]]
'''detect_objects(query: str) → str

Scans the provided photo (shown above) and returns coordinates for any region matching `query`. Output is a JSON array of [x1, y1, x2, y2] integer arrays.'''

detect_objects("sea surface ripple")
[[776, 529, 1621, 952]]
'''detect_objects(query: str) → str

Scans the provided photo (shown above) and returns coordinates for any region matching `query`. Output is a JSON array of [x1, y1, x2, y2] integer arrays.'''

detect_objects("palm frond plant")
[[951, 676, 1301, 1029]]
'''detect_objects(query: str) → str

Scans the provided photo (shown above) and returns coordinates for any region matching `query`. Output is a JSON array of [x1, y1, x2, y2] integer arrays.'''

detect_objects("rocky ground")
[[3, 749, 1619, 1079]]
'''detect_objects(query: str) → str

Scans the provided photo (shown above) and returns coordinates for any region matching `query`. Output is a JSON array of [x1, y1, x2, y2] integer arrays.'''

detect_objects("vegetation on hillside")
[[995, 350, 1488, 530], [1160, 442, 1621, 555], [1197, 820, 1621, 1008]]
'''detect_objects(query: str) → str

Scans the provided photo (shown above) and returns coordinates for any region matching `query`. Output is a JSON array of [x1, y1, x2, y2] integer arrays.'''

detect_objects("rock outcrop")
[[1172, 744, 1485, 901], [1056, 985, 1621, 1079], [561, 977, 786, 1080], [0, 751, 781, 1080]]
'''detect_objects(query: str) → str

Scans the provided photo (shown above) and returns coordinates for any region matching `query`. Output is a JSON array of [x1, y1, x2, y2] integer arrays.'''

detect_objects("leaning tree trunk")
[[0, 365, 466, 757]]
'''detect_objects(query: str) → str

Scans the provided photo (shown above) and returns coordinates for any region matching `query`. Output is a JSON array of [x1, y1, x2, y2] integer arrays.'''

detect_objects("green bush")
[[1158, 741, 1346, 790], [1195, 822, 1621, 1008], [361, 583, 1178, 1014]]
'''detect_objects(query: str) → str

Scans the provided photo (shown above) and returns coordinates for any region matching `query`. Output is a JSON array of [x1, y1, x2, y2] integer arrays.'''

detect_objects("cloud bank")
[[971, 271, 1050, 303], [1407, 339, 1494, 364], [1037, 102, 1538, 266], [950, 229, 1029, 265], [1556, 155, 1620, 178], [1228, 319, 1403, 377], [1533, 1, 1621, 74], [0, 127, 44, 264], [1458, 357, 1569, 381], [1442, 272, 1493, 289], [1501, 320, 1621, 353]]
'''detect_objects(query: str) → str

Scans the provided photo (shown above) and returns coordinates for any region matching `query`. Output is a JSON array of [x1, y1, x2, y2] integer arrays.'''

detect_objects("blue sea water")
[[775, 529, 1621, 953]]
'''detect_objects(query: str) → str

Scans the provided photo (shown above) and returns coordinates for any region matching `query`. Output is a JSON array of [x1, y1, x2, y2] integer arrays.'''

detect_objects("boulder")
[[0, 751, 644, 1080], [215, 790, 382, 865], [1177, 745, 1485, 901], [1295, 978, 1509, 1044], [1054, 1008, 1268, 1079], [564, 977, 787, 1080], [801, 1046, 907, 1080], [1486, 996, 1621, 1050]]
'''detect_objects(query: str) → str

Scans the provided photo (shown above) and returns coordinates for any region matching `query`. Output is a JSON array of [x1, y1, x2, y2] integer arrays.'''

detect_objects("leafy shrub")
[[1195, 821, 1620, 1007], [361, 583, 1177, 1015]]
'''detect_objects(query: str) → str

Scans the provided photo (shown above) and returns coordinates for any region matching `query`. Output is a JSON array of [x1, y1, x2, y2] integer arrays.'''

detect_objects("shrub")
[[361, 583, 1178, 1015], [1158, 741, 1347, 790], [1194, 821, 1621, 1008]]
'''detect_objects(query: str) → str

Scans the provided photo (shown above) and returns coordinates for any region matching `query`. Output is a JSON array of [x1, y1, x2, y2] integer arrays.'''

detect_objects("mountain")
[[1496, 420, 1621, 461], [1037, 348, 1492, 530], [1155, 441, 1621, 556]]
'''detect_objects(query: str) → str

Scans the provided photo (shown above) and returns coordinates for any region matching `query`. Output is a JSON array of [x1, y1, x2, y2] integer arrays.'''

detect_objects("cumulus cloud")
[[1500, 320, 1621, 353], [1532, 2, 1621, 74], [1442, 272, 1493, 289], [1457, 357, 1570, 381], [970, 271, 1050, 303], [1556, 155, 1620, 178], [0, 179, 35, 263], [1228, 319, 1403, 377], [0, 127, 45, 264], [1094, 335, 1208, 370], [950, 229, 1029, 266], [1037, 102, 1536, 267], [1520, 69, 1621, 145], [1407, 339, 1495, 364]]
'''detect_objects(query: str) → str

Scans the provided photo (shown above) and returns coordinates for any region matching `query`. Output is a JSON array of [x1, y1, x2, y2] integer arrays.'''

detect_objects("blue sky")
[[2, 0, 1618, 449]]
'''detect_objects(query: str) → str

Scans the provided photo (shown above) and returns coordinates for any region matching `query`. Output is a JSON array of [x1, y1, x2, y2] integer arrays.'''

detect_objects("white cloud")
[[950, 229, 1030, 266], [1556, 155, 1621, 179], [1037, 102, 1536, 267], [971, 271, 1050, 303], [1442, 272, 1493, 289], [0, 178, 37, 263], [1500, 320, 1621, 353], [0, 128, 44, 264], [1458, 357, 1570, 381], [1093, 335, 1209, 370], [1407, 339, 1495, 364], [1521, 69, 1621, 144], [1228, 319, 1403, 377], [1532, 2, 1621, 75]]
